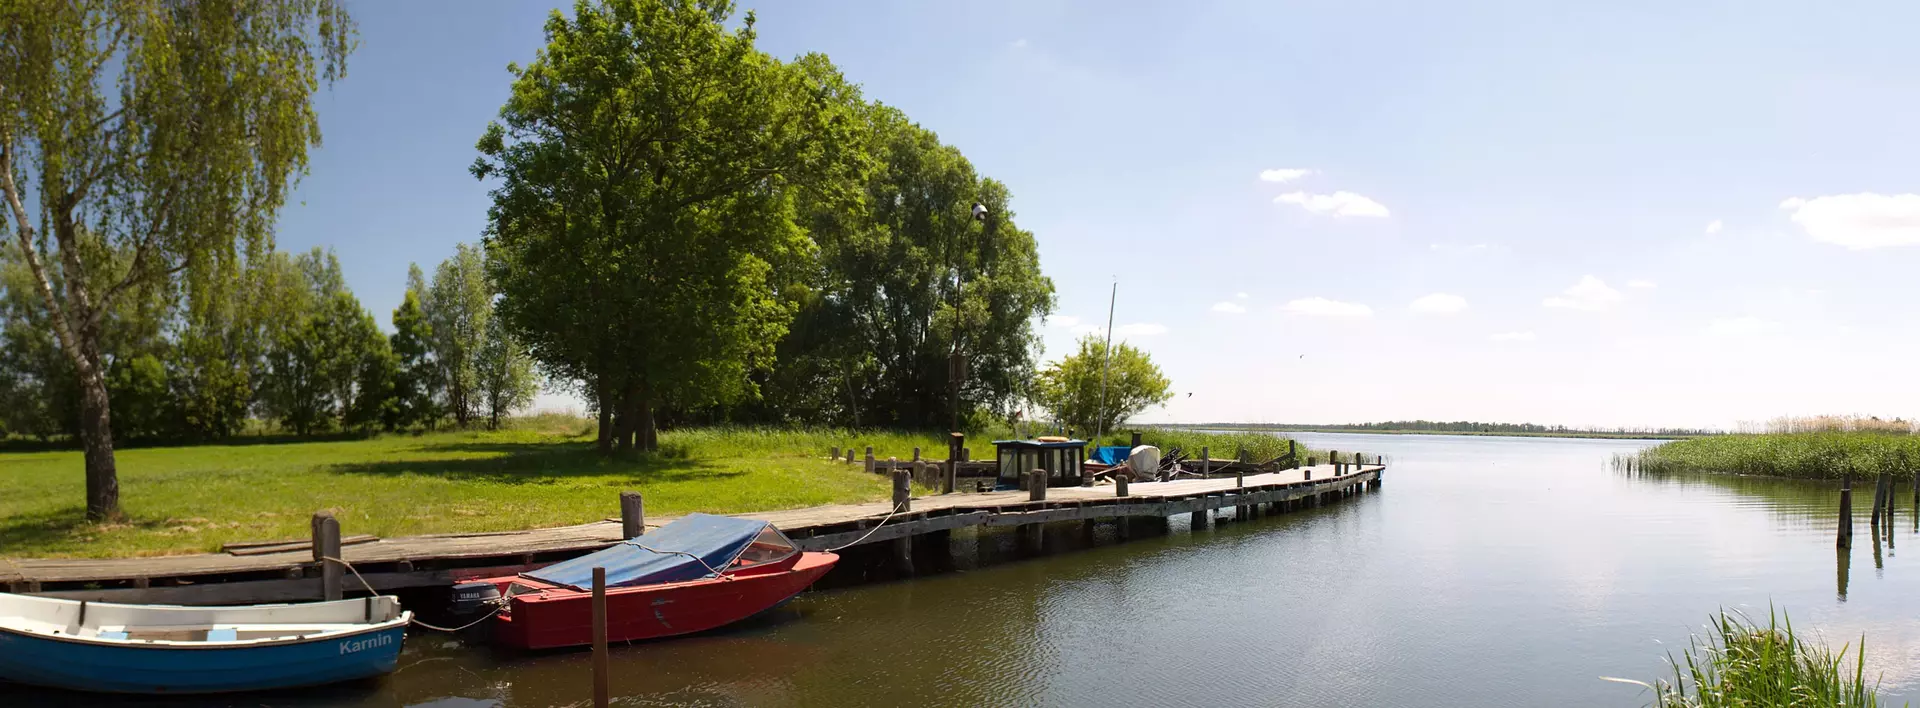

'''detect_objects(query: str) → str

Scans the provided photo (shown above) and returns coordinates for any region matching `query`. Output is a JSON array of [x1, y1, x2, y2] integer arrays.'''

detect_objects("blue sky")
[[277, 1, 1920, 429]]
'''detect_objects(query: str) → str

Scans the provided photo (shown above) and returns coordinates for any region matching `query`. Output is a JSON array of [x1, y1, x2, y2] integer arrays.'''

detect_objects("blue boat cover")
[[1092, 446, 1132, 466], [522, 513, 769, 591]]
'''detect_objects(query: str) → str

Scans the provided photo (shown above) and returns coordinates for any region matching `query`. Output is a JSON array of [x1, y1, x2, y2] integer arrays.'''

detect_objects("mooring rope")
[[320, 555, 505, 633], [826, 500, 908, 552], [614, 540, 733, 581]]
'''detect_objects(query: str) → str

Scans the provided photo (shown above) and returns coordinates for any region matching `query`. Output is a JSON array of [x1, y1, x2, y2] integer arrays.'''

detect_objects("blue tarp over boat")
[[522, 513, 770, 591], [1091, 446, 1132, 466]]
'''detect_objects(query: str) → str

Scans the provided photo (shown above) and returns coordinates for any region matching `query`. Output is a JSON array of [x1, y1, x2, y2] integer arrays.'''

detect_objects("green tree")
[[0, 0, 354, 520], [425, 243, 490, 428], [257, 248, 382, 436], [475, 304, 538, 429], [105, 353, 169, 440], [389, 273, 439, 430], [475, 0, 859, 452], [761, 105, 1053, 429], [166, 255, 275, 441], [1033, 335, 1173, 435]]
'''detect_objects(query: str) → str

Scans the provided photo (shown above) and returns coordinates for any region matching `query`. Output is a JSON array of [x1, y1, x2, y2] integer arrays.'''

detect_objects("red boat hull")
[[487, 551, 838, 650]]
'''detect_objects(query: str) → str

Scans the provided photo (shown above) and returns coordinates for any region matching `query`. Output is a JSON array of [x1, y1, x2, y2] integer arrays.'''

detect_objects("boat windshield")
[[732, 526, 797, 567]]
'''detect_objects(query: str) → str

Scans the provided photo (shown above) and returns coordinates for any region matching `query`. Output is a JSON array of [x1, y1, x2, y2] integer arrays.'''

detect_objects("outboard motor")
[[449, 581, 502, 616]]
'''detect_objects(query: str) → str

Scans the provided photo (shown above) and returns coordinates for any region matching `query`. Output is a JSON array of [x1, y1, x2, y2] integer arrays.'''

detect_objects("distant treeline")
[[1162, 420, 1721, 438]]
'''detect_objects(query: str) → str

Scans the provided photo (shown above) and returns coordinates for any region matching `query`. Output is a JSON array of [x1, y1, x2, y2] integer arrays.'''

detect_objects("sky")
[[275, 0, 1920, 430]]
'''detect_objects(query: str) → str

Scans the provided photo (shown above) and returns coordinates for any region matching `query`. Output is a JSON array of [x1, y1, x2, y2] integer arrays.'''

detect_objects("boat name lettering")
[[338, 632, 393, 655]]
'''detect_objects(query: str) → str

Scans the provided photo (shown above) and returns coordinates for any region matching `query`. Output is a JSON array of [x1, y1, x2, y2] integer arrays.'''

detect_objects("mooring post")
[[1131, 431, 1143, 448], [1029, 469, 1048, 501], [311, 511, 342, 602], [846, 447, 856, 464], [893, 468, 912, 512], [864, 447, 875, 474], [592, 566, 610, 708], [1083, 464, 1094, 487], [1872, 470, 1886, 529], [1201, 446, 1211, 477], [620, 491, 645, 539], [1192, 505, 1209, 529], [1880, 471, 1894, 531], [1235, 465, 1244, 489], [1839, 473, 1854, 549], [943, 460, 957, 495], [912, 447, 921, 462], [830, 445, 840, 461], [1288, 439, 1297, 468], [1116, 471, 1130, 497]]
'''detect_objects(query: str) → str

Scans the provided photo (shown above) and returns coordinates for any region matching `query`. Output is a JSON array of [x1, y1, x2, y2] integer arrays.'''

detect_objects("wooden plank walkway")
[[4, 462, 1382, 604]]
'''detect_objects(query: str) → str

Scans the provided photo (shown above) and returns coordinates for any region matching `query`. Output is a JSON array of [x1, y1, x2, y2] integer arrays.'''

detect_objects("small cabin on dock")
[[993, 438, 1088, 490]]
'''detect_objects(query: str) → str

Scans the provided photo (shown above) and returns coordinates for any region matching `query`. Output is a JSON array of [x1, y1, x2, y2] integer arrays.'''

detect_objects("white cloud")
[[1543, 276, 1625, 312], [1211, 301, 1247, 314], [1779, 193, 1920, 249], [1235, 292, 1249, 299], [1490, 331, 1536, 342], [1275, 191, 1390, 218], [1408, 293, 1468, 315], [1627, 280, 1657, 289], [1282, 297, 1373, 317], [1705, 316, 1782, 337], [1704, 219, 1723, 235], [1047, 315, 1081, 329], [1259, 168, 1313, 183]]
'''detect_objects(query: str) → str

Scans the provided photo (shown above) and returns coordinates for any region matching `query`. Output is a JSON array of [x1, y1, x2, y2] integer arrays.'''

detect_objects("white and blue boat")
[[0, 592, 411, 694]]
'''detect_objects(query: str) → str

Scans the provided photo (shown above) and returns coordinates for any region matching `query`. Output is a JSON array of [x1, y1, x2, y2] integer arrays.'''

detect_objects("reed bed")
[[1624, 433, 1920, 481], [1611, 608, 1890, 708]]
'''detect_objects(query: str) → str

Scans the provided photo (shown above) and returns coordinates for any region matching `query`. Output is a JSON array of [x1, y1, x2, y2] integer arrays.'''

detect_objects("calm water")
[[13, 433, 1920, 707]]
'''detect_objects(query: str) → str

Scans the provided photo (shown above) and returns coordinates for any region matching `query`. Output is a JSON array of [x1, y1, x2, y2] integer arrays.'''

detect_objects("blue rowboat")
[[0, 592, 411, 694]]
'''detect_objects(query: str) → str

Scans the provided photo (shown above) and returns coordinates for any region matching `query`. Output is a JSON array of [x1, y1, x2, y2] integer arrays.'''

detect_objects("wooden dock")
[[3, 462, 1383, 605]]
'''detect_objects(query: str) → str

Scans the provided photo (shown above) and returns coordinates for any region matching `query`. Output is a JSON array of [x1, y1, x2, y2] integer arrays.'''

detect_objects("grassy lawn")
[[0, 420, 958, 559]]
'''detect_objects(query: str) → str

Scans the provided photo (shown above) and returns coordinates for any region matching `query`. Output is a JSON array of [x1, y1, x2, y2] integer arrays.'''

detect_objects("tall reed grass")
[[1626, 433, 1919, 481], [1610, 608, 1889, 708]]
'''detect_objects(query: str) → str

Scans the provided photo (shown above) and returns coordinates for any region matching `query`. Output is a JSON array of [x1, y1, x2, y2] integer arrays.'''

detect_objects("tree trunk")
[[613, 386, 634, 455], [76, 352, 121, 522], [636, 377, 657, 452], [596, 385, 612, 455]]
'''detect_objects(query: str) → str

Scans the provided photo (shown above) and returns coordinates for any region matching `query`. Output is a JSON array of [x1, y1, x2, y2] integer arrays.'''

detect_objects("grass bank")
[[0, 420, 979, 559], [1628, 433, 1920, 480], [1613, 609, 1888, 708]]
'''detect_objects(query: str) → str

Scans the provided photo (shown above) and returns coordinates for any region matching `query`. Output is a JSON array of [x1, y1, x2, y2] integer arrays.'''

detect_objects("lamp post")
[[950, 202, 989, 442]]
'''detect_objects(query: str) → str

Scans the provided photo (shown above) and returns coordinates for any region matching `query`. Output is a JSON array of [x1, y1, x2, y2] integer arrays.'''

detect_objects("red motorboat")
[[469, 513, 837, 650]]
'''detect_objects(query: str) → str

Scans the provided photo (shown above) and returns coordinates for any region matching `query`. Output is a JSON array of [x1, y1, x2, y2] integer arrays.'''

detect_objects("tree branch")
[[0, 133, 91, 371]]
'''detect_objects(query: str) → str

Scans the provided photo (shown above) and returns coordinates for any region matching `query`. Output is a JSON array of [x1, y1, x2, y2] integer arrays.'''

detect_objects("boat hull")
[[493, 551, 837, 650], [0, 621, 406, 694]]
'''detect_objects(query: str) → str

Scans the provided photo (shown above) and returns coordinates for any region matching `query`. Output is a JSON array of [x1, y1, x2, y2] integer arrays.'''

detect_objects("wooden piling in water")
[[1871, 471, 1885, 528], [311, 512, 341, 602], [592, 566, 609, 708], [1839, 473, 1854, 549], [620, 491, 644, 539], [892, 469, 912, 512], [1201, 446, 1211, 477]]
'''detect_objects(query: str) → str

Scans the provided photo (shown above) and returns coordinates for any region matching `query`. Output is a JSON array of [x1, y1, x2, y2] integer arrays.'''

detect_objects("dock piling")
[[312, 511, 341, 601], [830, 446, 840, 461], [592, 566, 609, 708], [1871, 471, 1884, 529], [892, 469, 912, 512], [1029, 469, 1048, 501], [864, 447, 875, 473], [1116, 471, 1130, 497], [620, 491, 644, 539], [1839, 473, 1854, 549]]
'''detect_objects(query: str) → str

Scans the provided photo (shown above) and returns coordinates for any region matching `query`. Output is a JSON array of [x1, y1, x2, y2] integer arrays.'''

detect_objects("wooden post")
[[1305, 468, 1312, 481], [592, 566, 610, 708], [912, 447, 921, 462], [1130, 431, 1142, 448], [846, 448, 856, 464], [1288, 440, 1297, 467], [1082, 464, 1094, 487], [1872, 471, 1886, 528], [1236, 445, 1247, 464], [1116, 471, 1130, 497], [620, 491, 645, 539], [1839, 473, 1854, 549], [962, 446, 971, 462], [1029, 469, 1048, 501], [943, 461, 957, 494], [830, 446, 840, 461], [892, 469, 912, 512], [864, 447, 875, 474], [1192, 506, 1208, 529], [1235, 466, 1244, 488], [1201, 446, 1211, 477], [312, 511, 341, 602]]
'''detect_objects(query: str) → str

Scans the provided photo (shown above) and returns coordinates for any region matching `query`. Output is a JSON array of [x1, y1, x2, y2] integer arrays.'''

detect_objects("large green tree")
[[759, 106, 1054, 429], [388, 270, 439, 430], [475, 303, 538, 430], [476, 0, 858, 452], [0, 0, 354, 519], [425, 243, 490, 428], [1033, 334, 1173, 436]]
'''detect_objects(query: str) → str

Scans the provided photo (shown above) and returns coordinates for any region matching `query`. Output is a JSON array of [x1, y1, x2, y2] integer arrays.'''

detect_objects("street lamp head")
[[971, 203, 989, 221]]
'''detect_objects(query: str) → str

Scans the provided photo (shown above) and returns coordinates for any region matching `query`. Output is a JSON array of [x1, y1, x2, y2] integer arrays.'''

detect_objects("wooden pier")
[[2, 462, 1383, 605]]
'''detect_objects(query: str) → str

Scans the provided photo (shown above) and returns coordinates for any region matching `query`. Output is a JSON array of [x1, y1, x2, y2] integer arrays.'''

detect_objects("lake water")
[[11, 432, 1920, 707]]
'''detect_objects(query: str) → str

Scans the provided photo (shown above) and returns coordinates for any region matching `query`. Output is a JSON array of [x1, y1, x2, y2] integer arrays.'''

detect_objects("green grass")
[[1627, 433, 1920, 480], [1611, 608, 1892, 708], [0, 420, 976, 559]]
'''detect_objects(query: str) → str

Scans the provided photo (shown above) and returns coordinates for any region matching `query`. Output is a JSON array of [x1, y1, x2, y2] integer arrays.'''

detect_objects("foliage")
[[1629, 433, 1920, 481], [736, 105, 1054, 429], [388, 278, 440, 430], [1084, 428, 1321, 464], [475, 304, 539, 429], [425, 243, 490, 427], [476, 0, 861, 451], [0, 0, 356, 520], [256, 249, 387, 435], [1613, 608, 1885, 708], [1033, 334, 1173, 436]]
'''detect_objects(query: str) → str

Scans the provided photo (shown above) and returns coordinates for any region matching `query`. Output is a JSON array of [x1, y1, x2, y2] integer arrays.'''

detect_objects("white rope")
[[826, 501, 907, 552], [614, 540, 733, 581], [320, 555, 505, 633]]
